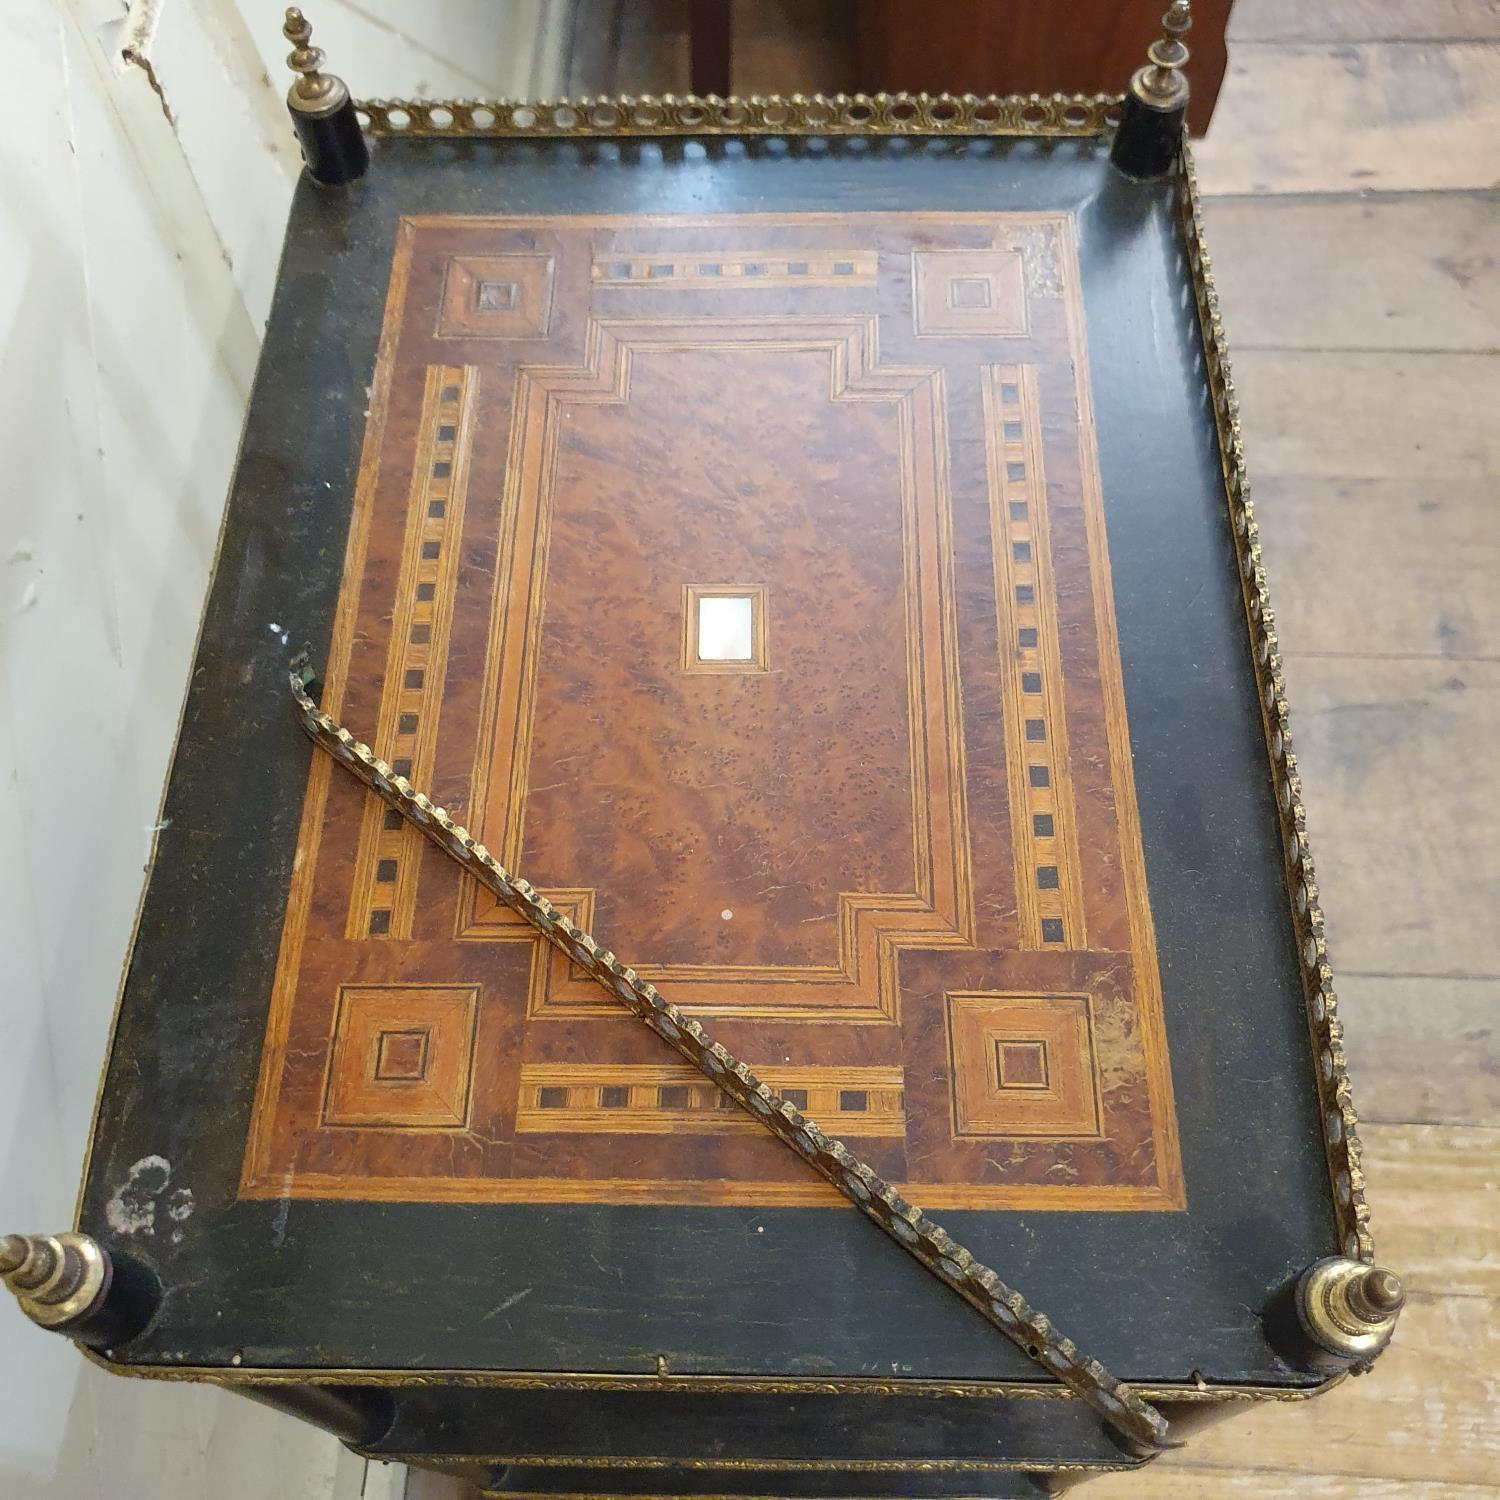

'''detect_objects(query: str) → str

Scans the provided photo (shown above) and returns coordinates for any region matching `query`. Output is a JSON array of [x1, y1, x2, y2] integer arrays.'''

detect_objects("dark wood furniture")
[[3, 21, 1400, 1495], [686, 1, 1233, 136]]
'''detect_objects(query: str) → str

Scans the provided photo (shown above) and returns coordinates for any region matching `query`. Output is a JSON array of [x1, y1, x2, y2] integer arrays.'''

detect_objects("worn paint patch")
[[105, 1155, 193, 1238]]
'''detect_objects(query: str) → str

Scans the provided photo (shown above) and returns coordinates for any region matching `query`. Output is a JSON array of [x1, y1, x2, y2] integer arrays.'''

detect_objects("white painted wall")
[[0, 2, 564, 1494]]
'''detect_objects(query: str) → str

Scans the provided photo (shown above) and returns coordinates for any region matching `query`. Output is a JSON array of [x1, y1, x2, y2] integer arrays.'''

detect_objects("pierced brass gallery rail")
[[1177, 145, 1373, 1267], [288, 659, 1172, 1456], [352, 91, 1121, 140]]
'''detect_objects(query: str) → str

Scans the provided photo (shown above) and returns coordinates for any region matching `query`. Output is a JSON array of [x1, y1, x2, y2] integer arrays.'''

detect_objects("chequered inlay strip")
[[592, 250, 877, 289], [516, 1064, 905, 1136], [981, 364, 1087, 949], [348, 365, 478, 941]]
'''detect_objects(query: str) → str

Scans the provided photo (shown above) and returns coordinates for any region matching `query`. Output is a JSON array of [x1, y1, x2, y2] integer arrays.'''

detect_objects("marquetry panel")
[[436, 254, 556, 339], [454, 314, 975, 1027], [945, 992, 1101, 1139], [912, 249, 1028, 337], [516, 1065, 905, 1137], [322, 985, 479, 1129], [242, 212, 1180, 1212]]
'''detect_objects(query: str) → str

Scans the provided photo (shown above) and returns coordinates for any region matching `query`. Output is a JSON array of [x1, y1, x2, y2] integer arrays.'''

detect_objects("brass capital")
[[283, 7, 349, 116], [2, 1233, 112, 1332], [1130, 0, 1192, 112], [1296, 1256, 1404, 1367]]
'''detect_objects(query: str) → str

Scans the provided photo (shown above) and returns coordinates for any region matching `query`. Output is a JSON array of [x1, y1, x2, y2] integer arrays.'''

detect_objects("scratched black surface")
[[82, 135, 1333, 1390]]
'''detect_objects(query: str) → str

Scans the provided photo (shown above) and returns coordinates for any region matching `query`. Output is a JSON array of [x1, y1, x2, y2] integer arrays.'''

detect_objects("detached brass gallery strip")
[[287, 661, 1173, 1456]]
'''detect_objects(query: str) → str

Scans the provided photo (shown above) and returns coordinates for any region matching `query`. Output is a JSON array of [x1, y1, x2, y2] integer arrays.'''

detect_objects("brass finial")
[[1132, 0, 1192, 109], [284, 7, 348, 115], [1296, 1257, 1405, 1367], [2, 1232, 111, 1332]]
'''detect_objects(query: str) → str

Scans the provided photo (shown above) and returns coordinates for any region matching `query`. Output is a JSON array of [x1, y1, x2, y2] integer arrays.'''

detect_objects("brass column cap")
[[284, 8, 349, 116], [1130, 0, 1192, 112], [1297, 1256, 1405, 1366], [2, 1232, 111, 1331]]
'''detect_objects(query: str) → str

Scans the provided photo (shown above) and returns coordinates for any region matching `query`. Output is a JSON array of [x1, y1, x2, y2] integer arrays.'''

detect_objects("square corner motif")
[[437, 254, 555, 339], [913, 249, 1028, 337], [322, 984, 478, 1128], [945, 992, 1101, 1138]]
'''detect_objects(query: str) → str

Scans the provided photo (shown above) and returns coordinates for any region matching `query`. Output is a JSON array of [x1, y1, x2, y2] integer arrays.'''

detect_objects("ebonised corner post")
[[1, 1232, 394, 1448], [1110, 0, 1192, 180], [283, 7, 369, 186], [1, 1232, 157, 1349], [1266, 1255, 1406, 1376]]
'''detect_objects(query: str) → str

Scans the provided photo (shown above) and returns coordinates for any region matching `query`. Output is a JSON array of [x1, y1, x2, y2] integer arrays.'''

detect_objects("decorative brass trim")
[[1177, 146, 1375, 1267], [79, 1344, 1337, 1403], [1128, 1, 1192, 112], [370, 1453, 1140, 1474], [284, 8, 349, 117], [352, 93, 1121, 140]]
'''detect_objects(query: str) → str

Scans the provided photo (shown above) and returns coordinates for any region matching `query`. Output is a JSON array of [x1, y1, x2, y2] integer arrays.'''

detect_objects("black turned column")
[[1111, 0, 1192, 180], [283, 7, 369, 186]]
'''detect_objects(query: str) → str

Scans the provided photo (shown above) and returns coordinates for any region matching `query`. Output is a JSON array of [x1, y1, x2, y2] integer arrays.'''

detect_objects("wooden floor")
[[421, 2, 1499, 1496]]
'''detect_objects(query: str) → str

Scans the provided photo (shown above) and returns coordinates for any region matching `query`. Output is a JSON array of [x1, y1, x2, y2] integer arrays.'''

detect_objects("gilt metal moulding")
[[352, 92, 1123, 140]]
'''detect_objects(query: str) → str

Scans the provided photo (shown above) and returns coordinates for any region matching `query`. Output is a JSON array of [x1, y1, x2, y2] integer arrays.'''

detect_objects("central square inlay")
[[375, 1028, 430, 1082], [681, 584, 768, 674]]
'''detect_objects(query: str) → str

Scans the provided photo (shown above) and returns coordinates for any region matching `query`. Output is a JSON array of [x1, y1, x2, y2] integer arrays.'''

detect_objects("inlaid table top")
[[82, 133, 1345, 1397]]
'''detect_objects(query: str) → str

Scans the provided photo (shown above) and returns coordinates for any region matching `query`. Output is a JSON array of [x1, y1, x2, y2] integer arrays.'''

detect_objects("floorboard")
[[1200, 194, 1500, 352], [1195, 42, 1500, 193]]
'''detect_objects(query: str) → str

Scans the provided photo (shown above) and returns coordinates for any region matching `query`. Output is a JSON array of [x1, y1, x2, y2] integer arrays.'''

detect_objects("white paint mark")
[[145, 818, 172, 834], [15, 581, 38, 614], [479, 1287, 534, 1321], [268, 621, 282, 634], [720, 908, 733, 921], [272, 1170, 294, 1248], [165, 1187, 194, 1222], [106, 1155, 173, 1236]]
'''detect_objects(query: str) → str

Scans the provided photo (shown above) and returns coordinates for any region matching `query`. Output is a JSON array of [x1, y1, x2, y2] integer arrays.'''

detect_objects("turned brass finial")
[[2, 1232, 112, 1332], [1131, 0, 1192, 109], [1297, 1257, 1405, 1367], [284, 7, 348, 114]]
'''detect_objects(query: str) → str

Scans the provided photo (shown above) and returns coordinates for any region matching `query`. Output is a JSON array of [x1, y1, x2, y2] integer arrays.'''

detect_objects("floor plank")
[[1200, 194, 1500, 352], [1342, 974, 1500, 1127], [1097, 1291, 1500, 1489], [1252, 477, 1499, 660], [1230, 0, 1500, 44], [1284, 656, 1500, 978], [1232, 350, 1497, 478], [1093, 1469, 1500, 1497], [1195, 43, 1500, 194], [1361, 1123, 1500, 1299]]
